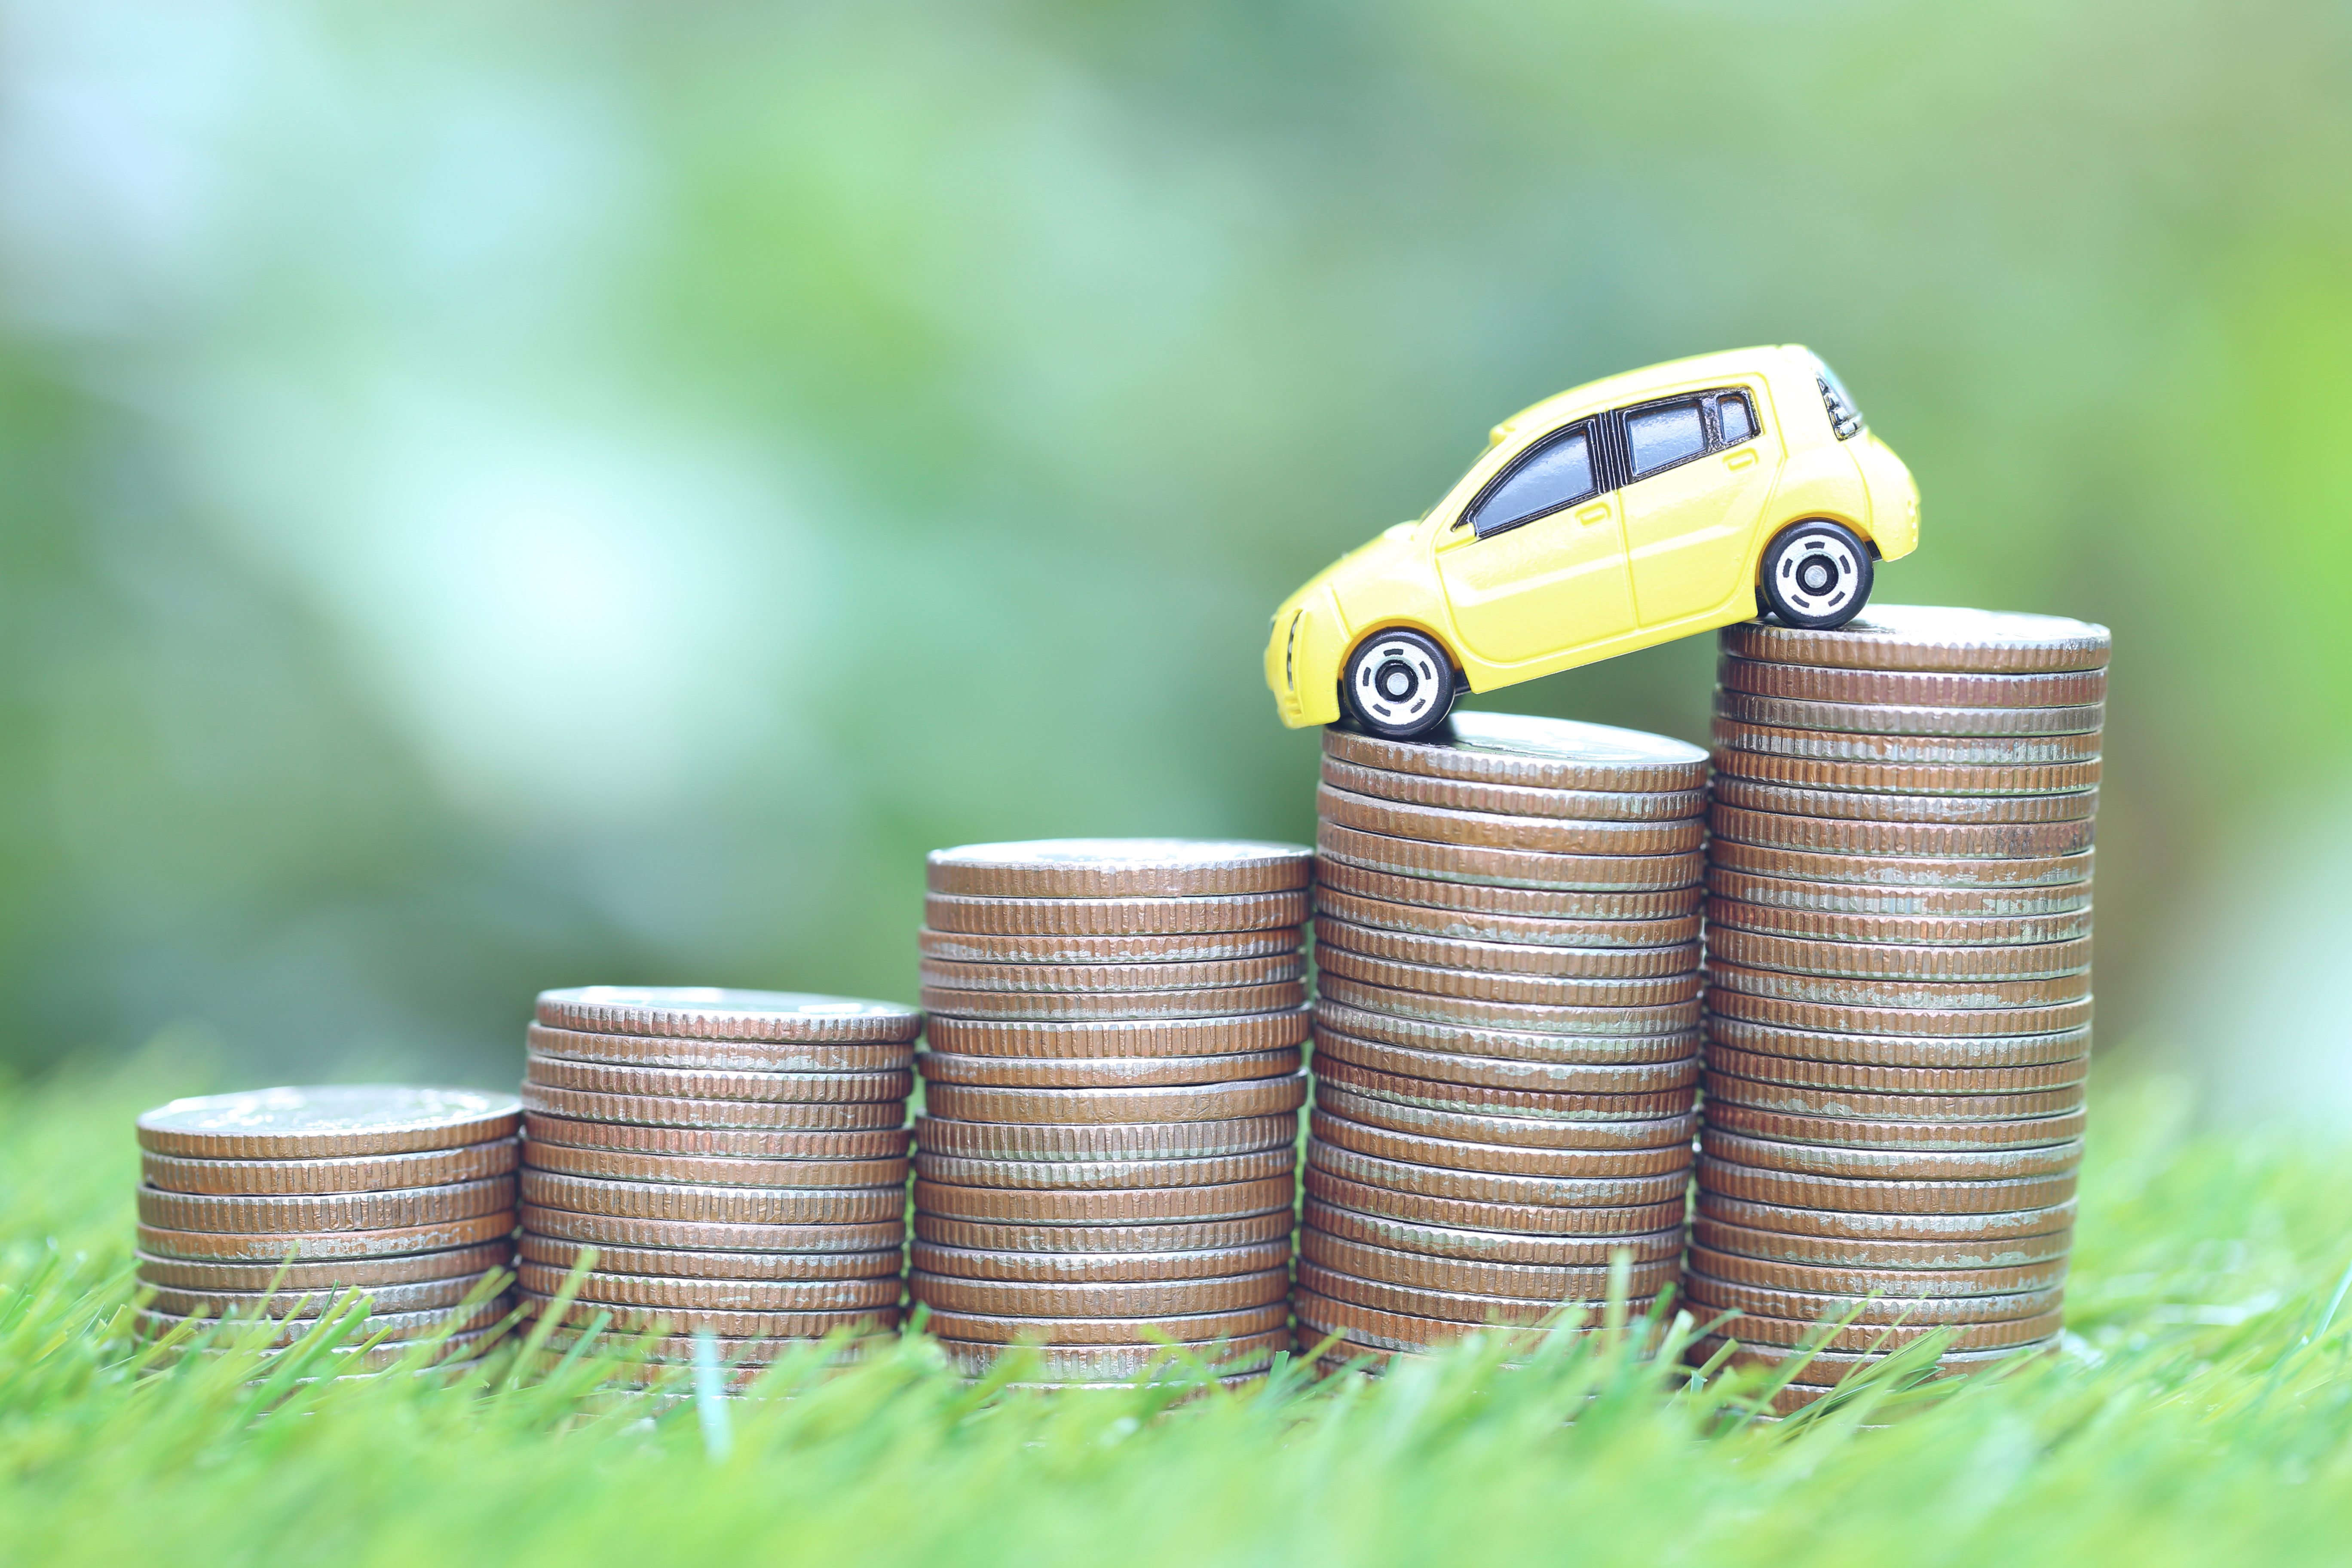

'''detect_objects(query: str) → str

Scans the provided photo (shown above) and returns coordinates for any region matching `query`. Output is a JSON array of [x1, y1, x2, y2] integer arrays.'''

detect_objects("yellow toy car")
[[1264, 345, 1918, 738]]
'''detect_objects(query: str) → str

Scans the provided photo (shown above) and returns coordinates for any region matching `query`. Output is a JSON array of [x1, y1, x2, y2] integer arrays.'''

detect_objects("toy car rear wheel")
[[1761, 521, 1873, 629], [1340, 628, 1457, 740]]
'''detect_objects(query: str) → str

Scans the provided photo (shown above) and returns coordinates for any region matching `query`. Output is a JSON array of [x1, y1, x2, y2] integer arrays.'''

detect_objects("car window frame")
[[1453, 417, 1607, 539], [1617, 386, 1764, 484]]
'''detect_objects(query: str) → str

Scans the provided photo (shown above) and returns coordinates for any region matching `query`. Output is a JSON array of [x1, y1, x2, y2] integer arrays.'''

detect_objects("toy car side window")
[[1461, 422, 1598, 537], [1625, 399, 1707, 479], [1714, 391, 1755, 445]]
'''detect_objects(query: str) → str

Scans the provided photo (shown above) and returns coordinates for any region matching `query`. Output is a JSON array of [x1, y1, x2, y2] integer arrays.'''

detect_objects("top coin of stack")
[[135, 1084, 521, 1372], [912, 839, 1312, 1389], [1691, 606, 2109, 1406], [1302, 714, 1709, 1366], [518, 986, 920, 1380]]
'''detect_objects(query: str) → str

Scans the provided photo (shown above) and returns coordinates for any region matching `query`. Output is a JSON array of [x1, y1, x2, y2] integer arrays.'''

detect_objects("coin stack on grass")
[[1690, 606, 2108, 1414], [517, 987, 919, 1386], [134, 1085, 521, 1374], [910, 839, 1312, 1390], [1300, 714, 1710, 1367]]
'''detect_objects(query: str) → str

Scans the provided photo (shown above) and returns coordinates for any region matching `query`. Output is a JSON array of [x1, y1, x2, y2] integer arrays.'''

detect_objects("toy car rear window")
[[1717, 392, 1755, 443], [1465, 424, 1597, 537]]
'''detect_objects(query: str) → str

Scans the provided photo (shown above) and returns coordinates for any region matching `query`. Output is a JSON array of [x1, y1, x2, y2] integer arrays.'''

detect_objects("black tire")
[[1339, 628, 1458, 740], [1760, 520, 1874, 629]]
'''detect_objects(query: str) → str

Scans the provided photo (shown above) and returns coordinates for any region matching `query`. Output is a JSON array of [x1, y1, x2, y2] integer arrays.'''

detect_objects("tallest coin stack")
[[1687, 606, 2108, 1406]]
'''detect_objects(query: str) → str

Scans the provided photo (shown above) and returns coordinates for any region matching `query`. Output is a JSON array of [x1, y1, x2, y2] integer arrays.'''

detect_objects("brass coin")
[[1300, 1200, 1683, 1267], [535, 988, 921, 1044], [518, 1205, 901, 1253], [517, 1235, 901, 1280], [1684, 1268, 2063, 1324], [1692, 1217, 2073, 1272], [1319, 946, 1703, 1009], [1695, 1156, 2078, 1214], [515, 1263, 901, 1314], [522, 1142, 909, 1189], [135, 1212, 514, 1262], [933, 1331, 1291, 1379], [519, 1171, 903, 1225], [919, 981, 1307, 1021], [1710, 747, 2103, 796], [917, 927, 1302, 964], [135, 1297, 508, 1346], [1709, 840, 2095, 891], [1712, 719, 2100, 767], [1307, 1138, 1688, 1208], [1706, 961, 2092, 1011], [1706, 1014, 2092, 1068], [923, 1009, 1311, 1060], [1684, 1303, 2064, 1351], [1705, 896, 2094, 947], [534, 1327, 893, 1364], [920, 1073, 1306, 1126], [142, 1269, 502, 1319], [1686, 1242, 2065, 1298], [521, 1115, 910, 1161], [1312, 859, 1703, 922], [1311, 1084, 1696, 1152], [1708, 866, 2094, 918], [1321, 712, 1709, 792], [1296, 1260, 1653, 1326], [917, 952, 1304, 994], [1710, 777, 2098, 826], [1304, 1168, 1683, 1237], [1317, 784, 1705, 855], [1695, 1190, 2075, 1243], [1702, 1047, 2089, 1095], [1715, 691, 2104, 738], [914, 1301, 1290, 1346], [911, 1148, 1292, 1190], [524, 1056, 913, 1105], [1316, 915, 1701, 979], [1312, 1025, 1699, 1095], [1301, 1226, 1678, 1300], [916, 1047, 1301, 1089], [1315, 887, 1700, 951], [519, 1086, 906, 1131], [913, 1113, 1295, 1161], [136, 1085, 523, 1161], [132, 1240, 511, 1292], [910, 1268, 1289, 1317], [1317, 974, 1702, 1037], [1311, 1109, 1690, 1180], [524, 1023, 917, 1075], [1292, 1287, 1568, 1357], [1711, 930, 2093, 983], [1706, 989, 2095, 1038], [911, 1211, 1293, 1254], [141, 1139, 518, 1197], [1316, 1057, 1694, 1122], [1702, 1073, 2087, 1124], [926, 839, 1314, 899], [518, 1289, 899, 1338], [1709, 807, 2096, 860], [912, 1176, 1294, 1225], [143, 1329, 499, 1375], [1314, 998, 1696, 1065], [1718, 655, 2105, 709], [1320, 756, 1704, 823], [1318, 822, 1705, 893], [1700, 1128, 2083, 1182], [136, 1176, 515, 1236], [1689, 1333, 2054, 1384], [1719, 606, 2111, 674], [922, 890, 1312, 937], [910, 1240, 1289, 1283], [1705, 1104, 2085, 1150]]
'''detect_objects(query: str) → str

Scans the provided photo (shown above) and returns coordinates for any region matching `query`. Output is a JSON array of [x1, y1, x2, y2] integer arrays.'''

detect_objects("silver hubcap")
[[1774, 533, 1862, 619], [1352, 635, 1443, 729]]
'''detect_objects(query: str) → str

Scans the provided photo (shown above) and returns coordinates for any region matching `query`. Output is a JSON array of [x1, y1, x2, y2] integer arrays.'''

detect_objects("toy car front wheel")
[[1341, 628, 1457, 739], [1761, 521, 1873, 629]]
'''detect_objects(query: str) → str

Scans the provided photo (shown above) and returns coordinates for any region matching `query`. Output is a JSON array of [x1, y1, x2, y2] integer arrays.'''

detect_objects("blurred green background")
[[0, 0, 2344, 1107]]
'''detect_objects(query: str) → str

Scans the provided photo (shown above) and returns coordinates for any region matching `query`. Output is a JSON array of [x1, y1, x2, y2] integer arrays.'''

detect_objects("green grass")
[[4, 1060, 2350, 1568]]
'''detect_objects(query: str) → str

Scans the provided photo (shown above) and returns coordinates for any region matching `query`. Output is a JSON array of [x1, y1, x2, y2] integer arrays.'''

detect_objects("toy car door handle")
[[1723, 447, 1760, 471], [1575, 501, 1612, 524]]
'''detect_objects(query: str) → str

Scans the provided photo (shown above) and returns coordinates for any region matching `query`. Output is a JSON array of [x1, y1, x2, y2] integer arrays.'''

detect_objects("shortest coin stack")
[[135, 1084, 521, 1375], [518, 987, 920, 1386], [913, 839, 1313, 1390]]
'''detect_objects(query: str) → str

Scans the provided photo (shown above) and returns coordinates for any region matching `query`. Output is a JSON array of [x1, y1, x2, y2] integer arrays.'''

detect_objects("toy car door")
[[1434, 419, 1636, 666], [1614, 387, 1782, 626]]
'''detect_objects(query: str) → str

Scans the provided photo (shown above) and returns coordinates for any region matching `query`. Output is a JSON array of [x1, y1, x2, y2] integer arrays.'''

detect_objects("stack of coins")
[[911, 840, 1312, 1389], [1301, 714, 1709, 1366], [517, 987, 919, 1386], [133, 1085, 520, 1374], [1690, 606, 2107, 1410]]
